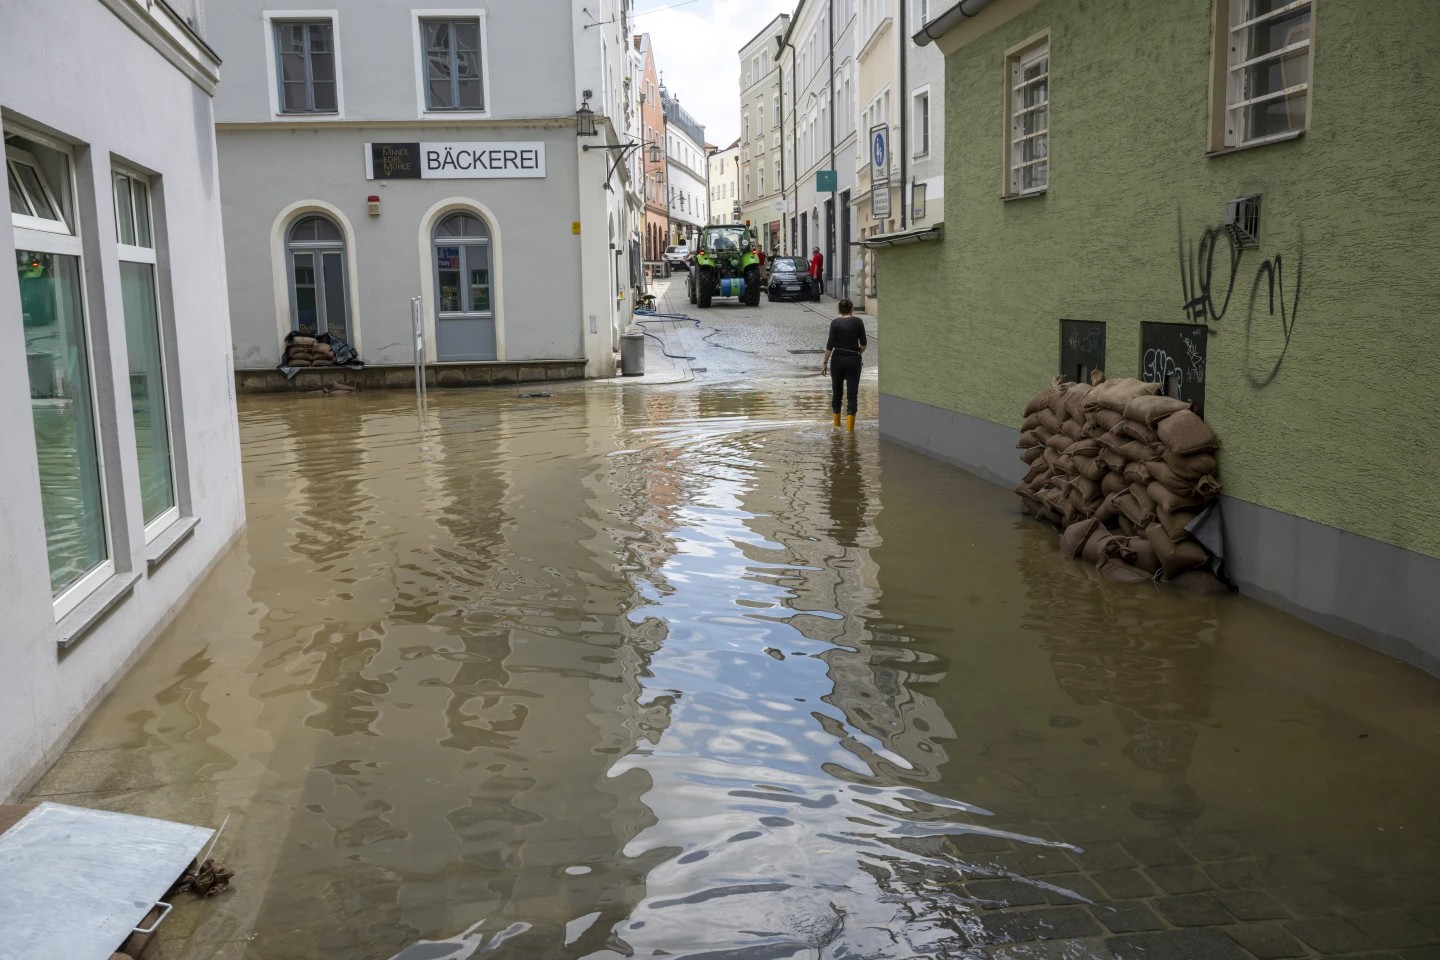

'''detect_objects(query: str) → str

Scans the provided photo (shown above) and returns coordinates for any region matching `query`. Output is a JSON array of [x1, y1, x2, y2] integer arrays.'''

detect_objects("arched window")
[[432, 211, 496, 361], [286, 214, 349, 341]]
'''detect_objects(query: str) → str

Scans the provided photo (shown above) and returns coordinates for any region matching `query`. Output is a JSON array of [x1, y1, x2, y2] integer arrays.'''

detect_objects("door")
[[433, 212, 497, 361], [838, 191, 850, 298]]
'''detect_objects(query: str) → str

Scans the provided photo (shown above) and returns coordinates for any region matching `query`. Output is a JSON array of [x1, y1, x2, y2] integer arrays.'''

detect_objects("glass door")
[[434, 241, 496, 360]]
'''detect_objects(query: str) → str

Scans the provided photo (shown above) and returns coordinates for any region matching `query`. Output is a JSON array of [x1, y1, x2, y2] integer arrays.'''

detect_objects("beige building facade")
[[738, 15, 789, 253], [708, 139, 741, 224]]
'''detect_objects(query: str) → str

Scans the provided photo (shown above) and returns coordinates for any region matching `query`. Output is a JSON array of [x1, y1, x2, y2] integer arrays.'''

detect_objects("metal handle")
[[133, 900, 173, 935]]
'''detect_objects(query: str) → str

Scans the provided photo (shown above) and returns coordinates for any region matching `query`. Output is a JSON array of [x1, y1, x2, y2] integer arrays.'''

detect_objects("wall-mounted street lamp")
[[576, 91, 597, 137], [583, 137, 664, 189]]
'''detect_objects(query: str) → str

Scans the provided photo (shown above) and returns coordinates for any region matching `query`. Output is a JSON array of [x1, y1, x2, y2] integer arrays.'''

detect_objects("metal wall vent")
[[1225, 194, 1261, 249]]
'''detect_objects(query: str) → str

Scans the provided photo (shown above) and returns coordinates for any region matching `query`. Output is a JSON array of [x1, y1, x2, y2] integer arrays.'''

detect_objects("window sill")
[[146, 516, 201, 574], [421, 110, 491, 121], [1001, 188, 1047, 203], [56, 572, 141, 650], [1206, 129, 1305, 158], [273, 112, 344, 121]]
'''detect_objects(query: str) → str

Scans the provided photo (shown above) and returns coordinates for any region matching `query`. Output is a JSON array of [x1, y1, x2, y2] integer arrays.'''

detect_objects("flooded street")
[[29, 364, 1440, 959]]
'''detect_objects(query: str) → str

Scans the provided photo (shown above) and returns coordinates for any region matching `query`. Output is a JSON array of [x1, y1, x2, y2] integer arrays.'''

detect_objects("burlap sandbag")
[[1115, 489, 1155, 527], [1081, 525, 1126, 565], [1064, 438, 1101, 457], [1156, 506, 1198, 542], [1023, 460, 1047, 484], [287, 358, 313, 366], [1148, 481, 1206, 514], [1144, 460, 1192, 495], [1056, 454, 1077, 476], [1157, 410, 1219, 455], [1062, 383, 1093, 422], [1094, 493, 1119, 524], [1124, 394, 1190, 425], [1038, 409, 1062, 433], [1085, 377, 1161, 414], [1042, 447, 1062, 469], [1018, 429, 1048, 449], [1100, 473, 1126, 497], [1119, 439, 1162, 463], [1025, 388, 1059, 417], [1099, 448, 1127, 473], [1168, 568, 1231, 595], [1048, 384, 1072, 418], [1045, 434, 1072, 453], [1021, 446, 1045, 465], [1087, 408, 1124, 434], [1130, 481, 1156, 517], [1122, 461, 1150, 485], [1074, 455, 1106, 481], [1145, 524, 1210, 578], [1059, 517, 1101, 557], [1163, 450, 1219, 481], [1097, 557, 1153, 583], [289, 334, 318, 346], [1021, 413, 1043, 432], [1117, 419, 1159, 444], [312, 358, 335, 367], [1116, 514, 1140, 537], [1192, 475, 1222, 499], [313, 342, 335, 356], [1061, 419, 1087, 441], [1127, 536, 1160, 574], [1075, 475, 1101, 501]]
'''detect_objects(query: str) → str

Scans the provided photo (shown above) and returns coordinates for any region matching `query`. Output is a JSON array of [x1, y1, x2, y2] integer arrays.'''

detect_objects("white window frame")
[[1005, 33, 1050, 198], [912, 86, 931, 157], [7, 149, 70, 238], [262, 10, 345, 121], [8, 133, 116, 620], [916, 0, 930, 28], [1216, 0, 1313, 150], [112, 164, 181, 542], [411, 9, 492, 120]]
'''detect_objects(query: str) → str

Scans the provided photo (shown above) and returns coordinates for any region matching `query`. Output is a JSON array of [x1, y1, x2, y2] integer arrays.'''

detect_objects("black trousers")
[[830, 352, 862, 415]]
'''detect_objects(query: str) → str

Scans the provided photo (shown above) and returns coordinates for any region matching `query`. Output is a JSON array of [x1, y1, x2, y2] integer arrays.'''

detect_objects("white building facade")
[[1, 0, 245, 797], [661, 90, 708, 247], [214, 0, 639, 383], [782, 0, 859, 298], [709, 139, 741, 225], [738, 16, 789, 251]]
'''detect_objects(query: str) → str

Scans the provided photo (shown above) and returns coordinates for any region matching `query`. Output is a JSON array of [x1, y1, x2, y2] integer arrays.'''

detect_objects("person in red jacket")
[[808, 247, 824, 301]]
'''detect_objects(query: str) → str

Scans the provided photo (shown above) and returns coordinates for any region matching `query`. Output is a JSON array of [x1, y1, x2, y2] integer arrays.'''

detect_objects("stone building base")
[[235, 361, 588, 394]]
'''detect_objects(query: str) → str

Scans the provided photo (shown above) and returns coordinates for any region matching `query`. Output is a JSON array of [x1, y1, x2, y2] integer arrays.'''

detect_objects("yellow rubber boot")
[[832, 413, 841, 427], [846, 415, 855, 432]]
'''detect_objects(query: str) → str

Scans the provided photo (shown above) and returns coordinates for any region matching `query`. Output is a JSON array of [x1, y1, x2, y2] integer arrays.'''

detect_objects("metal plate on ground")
[[788, 349, 825, 354], [0, 802, 213, 960]]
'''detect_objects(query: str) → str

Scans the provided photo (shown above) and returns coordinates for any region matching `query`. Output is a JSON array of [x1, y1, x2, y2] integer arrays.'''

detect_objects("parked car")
[[766, 256, 814, 302], [663, 244, 691, 271]]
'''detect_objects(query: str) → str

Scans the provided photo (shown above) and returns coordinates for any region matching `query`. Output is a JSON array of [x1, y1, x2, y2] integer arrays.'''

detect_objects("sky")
[[633, 0, 796, 147]]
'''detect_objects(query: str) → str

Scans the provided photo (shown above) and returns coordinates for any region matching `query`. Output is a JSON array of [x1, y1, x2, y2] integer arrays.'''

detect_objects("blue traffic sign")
[[870, 125, 888, 174]]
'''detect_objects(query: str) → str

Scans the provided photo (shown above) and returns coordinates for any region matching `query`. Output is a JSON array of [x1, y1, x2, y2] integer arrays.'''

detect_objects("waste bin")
[[620, 331, 646, 377]]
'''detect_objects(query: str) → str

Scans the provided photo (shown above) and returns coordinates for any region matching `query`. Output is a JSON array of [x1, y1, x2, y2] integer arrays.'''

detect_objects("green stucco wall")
[[879, 0, 1440, 559]]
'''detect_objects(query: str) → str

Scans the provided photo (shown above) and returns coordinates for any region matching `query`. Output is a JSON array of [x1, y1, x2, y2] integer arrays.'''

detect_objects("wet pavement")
[[26, 288, 1440, 960]]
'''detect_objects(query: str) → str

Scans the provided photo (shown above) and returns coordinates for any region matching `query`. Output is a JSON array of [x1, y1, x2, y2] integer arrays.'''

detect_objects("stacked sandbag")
[[282, 335, 337, 368], [1016, 376, 1228, 593]]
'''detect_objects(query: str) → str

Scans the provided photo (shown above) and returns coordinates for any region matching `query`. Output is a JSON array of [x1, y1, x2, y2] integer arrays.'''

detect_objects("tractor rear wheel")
[[698, 269, 716, 308], [743, 266, 762, 306]]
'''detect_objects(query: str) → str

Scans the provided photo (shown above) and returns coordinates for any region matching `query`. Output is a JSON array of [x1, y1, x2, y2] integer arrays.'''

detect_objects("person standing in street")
[[809, 246, 824, 301], [821, 299, 867, 431]]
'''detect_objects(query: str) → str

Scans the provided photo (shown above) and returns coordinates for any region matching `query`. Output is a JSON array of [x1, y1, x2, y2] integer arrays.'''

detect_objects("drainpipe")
[[779, 19, 798, 255], [899, 0, 908, 230], [827, 0, 836, 295], [776, 33, 787, 252], [912, 0, 995, 46]]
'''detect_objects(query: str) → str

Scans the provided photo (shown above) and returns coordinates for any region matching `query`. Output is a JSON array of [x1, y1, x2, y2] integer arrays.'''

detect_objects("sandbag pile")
[[1015, 376, 1227, 593], [282, 334, 337, 368]]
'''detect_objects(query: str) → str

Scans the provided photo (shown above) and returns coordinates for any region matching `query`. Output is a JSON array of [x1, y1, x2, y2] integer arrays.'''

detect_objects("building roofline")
[[739, 12, 791, 56], [912, 0, 997, 46]]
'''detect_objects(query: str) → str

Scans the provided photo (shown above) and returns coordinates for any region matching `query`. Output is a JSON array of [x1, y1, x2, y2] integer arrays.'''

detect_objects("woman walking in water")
[[820, 299, 867, 431]]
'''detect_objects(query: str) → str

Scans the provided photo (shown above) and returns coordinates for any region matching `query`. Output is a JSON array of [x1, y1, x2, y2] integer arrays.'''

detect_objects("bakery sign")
[[365, 142, 547, 180]]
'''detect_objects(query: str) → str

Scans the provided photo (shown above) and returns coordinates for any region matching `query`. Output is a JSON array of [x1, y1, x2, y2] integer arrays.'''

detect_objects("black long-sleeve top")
[[826, 315, 868, 355]]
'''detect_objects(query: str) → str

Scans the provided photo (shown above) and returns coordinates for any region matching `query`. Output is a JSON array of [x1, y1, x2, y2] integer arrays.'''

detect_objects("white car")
[[663, 244, 691, 271]]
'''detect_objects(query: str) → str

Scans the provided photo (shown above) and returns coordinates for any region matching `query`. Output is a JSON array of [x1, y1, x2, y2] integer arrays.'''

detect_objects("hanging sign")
[[816, 169, 836, 193], [365, 142, 548, 180]]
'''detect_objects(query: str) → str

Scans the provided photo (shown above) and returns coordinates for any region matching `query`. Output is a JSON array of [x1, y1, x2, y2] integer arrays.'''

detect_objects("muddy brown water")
[[29, 381, 1440, 959]]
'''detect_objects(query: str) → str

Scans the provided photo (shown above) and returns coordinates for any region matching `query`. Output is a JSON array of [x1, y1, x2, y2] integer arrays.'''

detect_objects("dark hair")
[[837, 298, 853, 314]]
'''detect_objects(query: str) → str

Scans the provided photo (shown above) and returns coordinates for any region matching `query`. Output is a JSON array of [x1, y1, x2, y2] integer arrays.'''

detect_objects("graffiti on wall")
[[1177, 214, 1302, 388]]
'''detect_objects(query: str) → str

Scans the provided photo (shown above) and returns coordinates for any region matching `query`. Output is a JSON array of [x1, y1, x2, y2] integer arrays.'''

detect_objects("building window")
[[9, 133, 112, 612], [286, 215, 350, 342], [913, 89, 930, 156], [273, 20, 338, 114], [421, 17, 484, 112], [114, 170, 177, 531], [916, 0, 930, 27], [1006, 38, 1049, 196], [1215, 0, 1312, 150]]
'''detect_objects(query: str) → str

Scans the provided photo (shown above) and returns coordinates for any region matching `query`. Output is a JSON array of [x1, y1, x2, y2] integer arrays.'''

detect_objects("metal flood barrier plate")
[[0, 802, 214, 960]]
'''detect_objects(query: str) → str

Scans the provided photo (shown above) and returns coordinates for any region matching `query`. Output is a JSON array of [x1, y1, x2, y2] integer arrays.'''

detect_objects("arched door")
[[287, 215, 350, 341], [433, 212, 496, 361]]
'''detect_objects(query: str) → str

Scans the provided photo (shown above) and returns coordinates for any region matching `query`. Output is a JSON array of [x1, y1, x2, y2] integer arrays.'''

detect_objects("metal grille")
[[1226, 194, 1261, 249]]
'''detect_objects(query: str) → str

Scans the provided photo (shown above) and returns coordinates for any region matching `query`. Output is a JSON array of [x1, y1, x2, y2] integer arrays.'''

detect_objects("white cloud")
[[636, 0, 795, 147]]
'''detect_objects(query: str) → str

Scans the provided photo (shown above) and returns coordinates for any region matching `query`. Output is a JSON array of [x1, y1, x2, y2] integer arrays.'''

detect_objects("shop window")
[[420, 17, 485, 112], [286, 215, 350, 342], [273, 20, 338, 114], [1140, 322, 1208, 416], [1060, 320, 1106, 385], [114, 169, 177, 532], [8, 132, 113, 613]]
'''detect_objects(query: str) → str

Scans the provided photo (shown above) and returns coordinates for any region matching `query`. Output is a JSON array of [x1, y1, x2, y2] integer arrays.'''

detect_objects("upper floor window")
[[1214, 0, 1312, 150], [915, 0, 930, 28], [421, 17, 484, 112], [913, 89, 930, 156], [1006, 37, 1049, 196], [274, 20, 337, 114], [7, 149, 69, 235]]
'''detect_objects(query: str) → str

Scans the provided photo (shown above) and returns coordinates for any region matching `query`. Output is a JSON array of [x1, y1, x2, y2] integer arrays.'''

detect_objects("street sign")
[[870, 124, 888, 180], [771, 199, 787, 213], [816, 169, 836, 192], [871, 182, 891, 219]]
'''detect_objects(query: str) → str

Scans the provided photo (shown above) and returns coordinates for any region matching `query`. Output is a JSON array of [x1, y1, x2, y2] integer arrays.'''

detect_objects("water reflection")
[[23, 381, 1440, 960]]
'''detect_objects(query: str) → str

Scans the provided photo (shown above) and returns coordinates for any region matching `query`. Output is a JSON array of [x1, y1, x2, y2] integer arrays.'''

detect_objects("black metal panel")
[[1059, 319, 1106, 384], [1140, 322, 1208, 416]]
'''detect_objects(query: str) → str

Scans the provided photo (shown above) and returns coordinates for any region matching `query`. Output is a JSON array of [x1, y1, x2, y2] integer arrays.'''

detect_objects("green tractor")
[[692, 222, 762, 308]]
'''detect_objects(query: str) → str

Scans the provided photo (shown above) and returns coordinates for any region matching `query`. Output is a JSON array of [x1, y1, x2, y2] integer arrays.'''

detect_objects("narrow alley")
[[27, 287, 1440, 960]]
